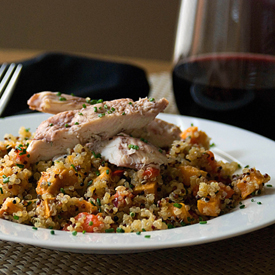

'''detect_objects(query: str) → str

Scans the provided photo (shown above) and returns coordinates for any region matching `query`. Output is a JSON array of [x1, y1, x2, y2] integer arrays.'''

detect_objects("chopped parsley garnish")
[[57, 92, 61, 96], [266, 184, 273, 187], [149, 98, 155, 102], [98, 113, 105, 118], [240, 204, 245, 209], [136, 231, 141, 235], [244, 165, 250, 168], [16, 164, 24, 169], [65, 124, 69, 128], [104, 104, 108, 109], [105, 228, 115, 233], [13, 215, 19, 220], [75, 122, 79, 125], [72, 231, 77, 236], [50, 230, 55, 235], [140, 138, 148, 143], [60, 188, 65, 194], [173, 203, 182, 209], [210, 143, 216, 148], [79, 112, 83, 116], [2, 176, 10, 183], [144, 235, 151, 238], [116, 228, 125, 233], [96, 198, 101, 206], [49, 123, 53, 126], [0, 187, 3, 194], [82, 104, 86, 108], [257, 202, 262, 205], [89, 221, 93, 226], [199, 221, 207, 224], [122, 112, 126, 115], [128, 144, 139, 150], [59, 97, 67, 101], [97, 99, 103, 103], [94, 107, 98, 112]]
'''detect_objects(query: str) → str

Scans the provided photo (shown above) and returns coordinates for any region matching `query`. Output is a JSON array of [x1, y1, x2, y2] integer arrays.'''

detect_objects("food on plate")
[[0, 95, 271, 234]]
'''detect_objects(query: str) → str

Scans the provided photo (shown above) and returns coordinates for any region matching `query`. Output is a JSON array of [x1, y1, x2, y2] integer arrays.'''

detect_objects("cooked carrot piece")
[[179, 165, 208, 186], [197, 197, 221, 217]]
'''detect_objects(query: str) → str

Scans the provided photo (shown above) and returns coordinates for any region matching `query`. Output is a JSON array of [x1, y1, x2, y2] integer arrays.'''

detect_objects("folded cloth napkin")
[[2, 52, 150, 117]]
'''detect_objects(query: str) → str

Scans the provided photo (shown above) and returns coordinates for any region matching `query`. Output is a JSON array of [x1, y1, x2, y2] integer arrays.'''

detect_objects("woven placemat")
[[0, 72, 274, 275]]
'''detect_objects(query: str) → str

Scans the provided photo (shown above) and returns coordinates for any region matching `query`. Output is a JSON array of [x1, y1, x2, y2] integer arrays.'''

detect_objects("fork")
[[0, 63, 23, 117]]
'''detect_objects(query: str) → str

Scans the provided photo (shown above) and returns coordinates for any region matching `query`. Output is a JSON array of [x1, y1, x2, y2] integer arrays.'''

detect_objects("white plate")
[[0, 113, 274, 254]]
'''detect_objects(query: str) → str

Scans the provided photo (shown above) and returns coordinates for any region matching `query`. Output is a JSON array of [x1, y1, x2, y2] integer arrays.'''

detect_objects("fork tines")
[[0, 63, 22, 117]]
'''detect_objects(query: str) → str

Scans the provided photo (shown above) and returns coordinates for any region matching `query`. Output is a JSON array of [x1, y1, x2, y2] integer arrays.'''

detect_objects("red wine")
[[172, 54, 275, 140]]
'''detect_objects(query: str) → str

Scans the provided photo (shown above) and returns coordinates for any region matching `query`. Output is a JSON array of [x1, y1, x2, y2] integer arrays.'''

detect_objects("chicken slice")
[[27, 97, 169, 163], [27, 91, 88, 114], [126, 118, 181, 148], [27, 92, 181, 148], [89, 134, 168, 170]]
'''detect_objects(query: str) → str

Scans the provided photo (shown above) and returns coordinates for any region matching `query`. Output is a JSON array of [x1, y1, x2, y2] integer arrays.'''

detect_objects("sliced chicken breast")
[[27, 91, 88, 114], [90, 134, 168, 170], [27, 92, 181, 148], [27, 97, 169, 163]]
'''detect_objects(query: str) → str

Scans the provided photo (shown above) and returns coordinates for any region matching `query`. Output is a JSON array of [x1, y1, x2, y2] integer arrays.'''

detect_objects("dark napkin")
[[2, 52, 150, 117]]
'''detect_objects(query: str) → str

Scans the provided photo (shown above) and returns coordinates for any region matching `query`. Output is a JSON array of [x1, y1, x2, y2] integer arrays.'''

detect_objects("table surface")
[[0, 48, 275, 275]]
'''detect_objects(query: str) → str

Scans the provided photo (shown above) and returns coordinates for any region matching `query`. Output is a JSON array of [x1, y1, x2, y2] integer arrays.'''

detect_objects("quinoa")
[[0, 126, 271, 233]]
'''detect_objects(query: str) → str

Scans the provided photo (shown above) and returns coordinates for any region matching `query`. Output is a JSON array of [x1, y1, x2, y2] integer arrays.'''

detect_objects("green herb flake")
[[199, 221, 207, 224], [96, 198, 101, 206], [49, 123, 53, 127], [111, 107, 115, 112], [98, 113, 105, 118], [60, 188, 65, 194], [50, 230, 55, 235], [82, 104, 86, 108], [128, 144, 139, 150], [65, 124, 69, 128], [144, 235, 151, 238], [59, 97, 67, 101], [240, 204, 245, 209], [130, 212, 135, 218], [96, 171, 100, 176], [122, 112, 126, 115], [32, 226, 38, 230], [128, 102, 132, 105], [87, 180, 93, 187], [75, 122, 79, 125], [257, 202, 262, 205], [3, 176, 10, 183], [72, 231, 77, 236], [106, 169, 109, 175], [266, 184, 273, 187], [13, 215, 19, 220], [82, 230, 86, 234], [71, 164, 76, 171], [89, 221, 93, 226], [105, 228, 115, 233], [244, 165, 250, 168], [173, 203, 182, 209], [90, 99, 98, 105], [97, 99, 103, 103], [0, 187, 3, 194], [149, 98, 155, 102], [104, 104, 108, 109], [210, 143, 216, 148], [136, 231, 141, 235], [16, 164, 24, 169], [116, 228, 125, 233]]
